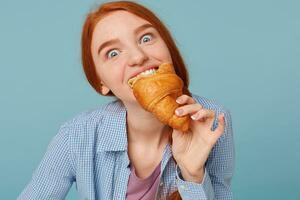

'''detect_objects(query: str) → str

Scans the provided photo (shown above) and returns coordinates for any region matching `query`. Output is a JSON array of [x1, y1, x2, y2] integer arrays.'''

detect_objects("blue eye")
[[107, 49, 120, 59], [140, 34, 152, 44]]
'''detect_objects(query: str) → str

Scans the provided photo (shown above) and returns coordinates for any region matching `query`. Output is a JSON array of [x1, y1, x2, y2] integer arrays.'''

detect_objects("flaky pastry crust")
[[129, 63, 190, 132]]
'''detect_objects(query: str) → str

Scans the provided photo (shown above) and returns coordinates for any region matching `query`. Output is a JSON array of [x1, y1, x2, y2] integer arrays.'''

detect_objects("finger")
[[176, 95, 196, 105], [190, 109, 215, 121], [212, 113, 225, 139], [175, 103, 203, 117]]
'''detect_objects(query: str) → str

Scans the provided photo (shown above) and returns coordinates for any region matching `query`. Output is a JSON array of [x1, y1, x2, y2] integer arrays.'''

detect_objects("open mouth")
[[128, 66, 159, 88]]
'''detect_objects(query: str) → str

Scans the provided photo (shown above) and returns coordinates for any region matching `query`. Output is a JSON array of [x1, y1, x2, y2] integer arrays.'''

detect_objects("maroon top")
[[126, 161, 162, 200]]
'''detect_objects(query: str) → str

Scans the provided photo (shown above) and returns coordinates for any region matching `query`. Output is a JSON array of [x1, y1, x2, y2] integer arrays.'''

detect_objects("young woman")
[[18, 1, 234, 199]]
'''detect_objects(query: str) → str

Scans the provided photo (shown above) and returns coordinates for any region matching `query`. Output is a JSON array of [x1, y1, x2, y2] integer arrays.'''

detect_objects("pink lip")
[[128, 65, 158, 80]]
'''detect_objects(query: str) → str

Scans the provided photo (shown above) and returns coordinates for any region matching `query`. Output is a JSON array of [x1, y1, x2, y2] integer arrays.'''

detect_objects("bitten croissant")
[[128, 63, 190, 132]]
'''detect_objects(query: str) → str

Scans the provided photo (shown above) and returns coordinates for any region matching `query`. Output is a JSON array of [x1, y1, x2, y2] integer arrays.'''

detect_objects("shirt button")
[[160, 182, 163, 186], [180, 185, 186, 190]]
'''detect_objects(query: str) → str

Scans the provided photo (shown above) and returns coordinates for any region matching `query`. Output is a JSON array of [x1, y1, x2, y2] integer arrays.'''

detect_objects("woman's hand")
[[171, 95, 225, 183]]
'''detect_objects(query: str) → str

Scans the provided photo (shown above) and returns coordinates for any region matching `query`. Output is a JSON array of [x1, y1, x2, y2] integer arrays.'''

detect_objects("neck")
[[124, 101, 171, 149]]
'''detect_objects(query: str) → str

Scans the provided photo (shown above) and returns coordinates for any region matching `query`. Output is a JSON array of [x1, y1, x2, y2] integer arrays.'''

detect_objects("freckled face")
[[91, 11, 173, 104]]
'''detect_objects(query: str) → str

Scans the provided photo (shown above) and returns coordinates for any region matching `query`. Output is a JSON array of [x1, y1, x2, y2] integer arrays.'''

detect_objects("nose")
[[127, 46, 148, 67]]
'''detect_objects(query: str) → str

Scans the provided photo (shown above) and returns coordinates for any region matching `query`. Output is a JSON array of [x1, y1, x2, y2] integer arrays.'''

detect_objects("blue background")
[[1, 0, 299, 199]]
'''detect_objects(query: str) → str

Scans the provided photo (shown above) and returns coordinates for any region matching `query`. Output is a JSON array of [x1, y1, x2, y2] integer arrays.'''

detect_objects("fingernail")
[[175, 109, 183, 116], [191, 114, 197, 120], [176, 98, 182, 104]]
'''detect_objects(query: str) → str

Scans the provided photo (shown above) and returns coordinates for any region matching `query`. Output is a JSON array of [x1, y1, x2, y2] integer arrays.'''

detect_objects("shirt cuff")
[[175, 164, 214, 199]]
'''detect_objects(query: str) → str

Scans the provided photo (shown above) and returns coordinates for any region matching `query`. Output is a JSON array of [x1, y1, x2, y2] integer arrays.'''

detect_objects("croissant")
[[128, 63, 190, 132]]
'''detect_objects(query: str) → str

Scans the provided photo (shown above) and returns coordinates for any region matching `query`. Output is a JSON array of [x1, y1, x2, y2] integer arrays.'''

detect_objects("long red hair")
[[81, 1, 191, 199]]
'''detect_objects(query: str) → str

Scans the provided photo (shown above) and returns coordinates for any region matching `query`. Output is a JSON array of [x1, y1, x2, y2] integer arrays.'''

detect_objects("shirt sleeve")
[[176, 109, 235, 200], [17, 125, 76, 200], [176, 165, 214, 199]]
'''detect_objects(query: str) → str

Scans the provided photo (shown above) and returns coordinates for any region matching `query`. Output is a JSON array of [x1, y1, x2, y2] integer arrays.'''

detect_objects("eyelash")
[[139, 33, 154, 44], [106, 49, 119, 59], [105, 32, 154, 59]]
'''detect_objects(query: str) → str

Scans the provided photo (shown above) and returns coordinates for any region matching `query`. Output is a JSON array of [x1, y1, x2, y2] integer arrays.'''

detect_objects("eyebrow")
[[97, 23, 154, 55], [97, 39, 120, 55]]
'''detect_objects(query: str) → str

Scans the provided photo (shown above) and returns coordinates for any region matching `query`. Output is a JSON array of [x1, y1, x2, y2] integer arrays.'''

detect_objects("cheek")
[[97, 60, 127, 84], [147, 42, 172, 61]]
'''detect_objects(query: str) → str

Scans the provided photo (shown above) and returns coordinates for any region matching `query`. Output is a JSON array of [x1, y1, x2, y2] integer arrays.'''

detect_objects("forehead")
[[92, 11, 150, 45]]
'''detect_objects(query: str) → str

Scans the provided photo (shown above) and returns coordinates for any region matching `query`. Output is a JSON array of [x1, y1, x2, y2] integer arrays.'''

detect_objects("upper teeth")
[[128, 68, 158, 88], [136, 68, 157, 78]]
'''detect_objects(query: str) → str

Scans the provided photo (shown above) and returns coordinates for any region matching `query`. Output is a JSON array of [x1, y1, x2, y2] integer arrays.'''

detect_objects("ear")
[[100, 84, 110, 95]]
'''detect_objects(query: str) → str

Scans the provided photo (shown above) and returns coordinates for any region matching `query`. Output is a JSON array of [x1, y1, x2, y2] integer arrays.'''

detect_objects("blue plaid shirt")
[[18, 94, 234, 200]]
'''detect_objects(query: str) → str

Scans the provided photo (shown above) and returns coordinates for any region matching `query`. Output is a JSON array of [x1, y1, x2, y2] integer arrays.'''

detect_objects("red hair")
[[81, 1, 192, 199]]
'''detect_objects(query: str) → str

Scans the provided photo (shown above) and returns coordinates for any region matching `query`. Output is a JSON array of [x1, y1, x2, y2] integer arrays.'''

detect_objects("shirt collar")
[[95, 99, 174, 170], [96, 100, 128, 152]]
